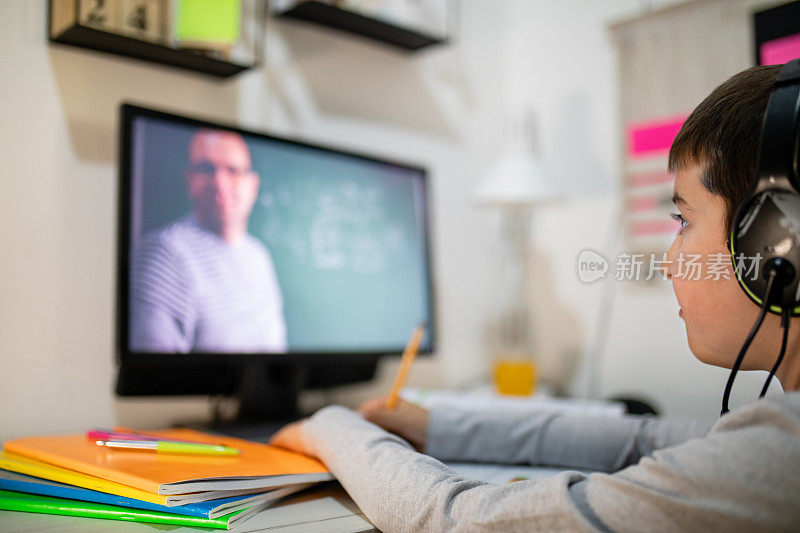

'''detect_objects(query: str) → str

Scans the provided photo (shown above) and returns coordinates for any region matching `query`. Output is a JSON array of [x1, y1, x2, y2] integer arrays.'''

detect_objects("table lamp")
[[475, 115, 558, 395]]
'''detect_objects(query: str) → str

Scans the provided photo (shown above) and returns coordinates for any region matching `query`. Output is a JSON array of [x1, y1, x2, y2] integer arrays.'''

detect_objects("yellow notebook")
[[0, 452, 286, 506], [3, 428, 332, 496], [0, 452, 169, 505]]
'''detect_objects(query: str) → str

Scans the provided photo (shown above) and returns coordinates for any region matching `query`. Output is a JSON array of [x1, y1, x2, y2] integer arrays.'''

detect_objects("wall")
[[1, 0, 767, 441]]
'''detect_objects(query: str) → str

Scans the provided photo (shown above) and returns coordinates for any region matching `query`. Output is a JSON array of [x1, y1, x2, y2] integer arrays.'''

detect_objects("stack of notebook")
[[0, 428, 333, 529]]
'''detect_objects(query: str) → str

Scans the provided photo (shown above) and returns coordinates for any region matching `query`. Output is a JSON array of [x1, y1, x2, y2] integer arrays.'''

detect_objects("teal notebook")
[[0, 489, 234, 529]]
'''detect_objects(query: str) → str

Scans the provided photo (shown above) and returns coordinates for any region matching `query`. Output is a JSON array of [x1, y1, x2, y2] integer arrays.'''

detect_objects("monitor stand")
[[166, 358, 377, 442], [235, 362, 305, 422], [196, 363, 305, 442], [196, 359, 378, 442]]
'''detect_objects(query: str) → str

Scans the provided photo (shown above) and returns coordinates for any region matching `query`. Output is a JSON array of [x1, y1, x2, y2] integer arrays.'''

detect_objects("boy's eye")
[[670, 212, 688, 233]]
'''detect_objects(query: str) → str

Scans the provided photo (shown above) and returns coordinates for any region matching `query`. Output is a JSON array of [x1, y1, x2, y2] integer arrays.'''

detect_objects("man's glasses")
[[187, 161, 252, 181]]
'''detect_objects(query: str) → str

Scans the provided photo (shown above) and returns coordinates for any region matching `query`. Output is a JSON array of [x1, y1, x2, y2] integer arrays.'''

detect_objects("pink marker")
[[85, 428, 218, 445]]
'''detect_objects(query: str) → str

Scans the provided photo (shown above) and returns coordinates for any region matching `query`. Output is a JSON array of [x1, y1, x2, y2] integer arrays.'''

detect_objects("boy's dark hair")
[[668, 65, 782, 235]]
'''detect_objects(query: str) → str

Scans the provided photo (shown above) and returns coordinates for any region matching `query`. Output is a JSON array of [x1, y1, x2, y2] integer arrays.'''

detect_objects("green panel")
[[176, 0, 241, 44]]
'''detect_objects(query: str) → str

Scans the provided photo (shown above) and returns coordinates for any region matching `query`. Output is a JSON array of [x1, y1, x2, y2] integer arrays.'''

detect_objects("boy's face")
[[667, 164, 786, 371]]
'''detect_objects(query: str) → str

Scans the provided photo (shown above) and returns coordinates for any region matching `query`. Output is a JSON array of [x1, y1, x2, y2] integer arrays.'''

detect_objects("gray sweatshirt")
[[300, 392, 800, 532]]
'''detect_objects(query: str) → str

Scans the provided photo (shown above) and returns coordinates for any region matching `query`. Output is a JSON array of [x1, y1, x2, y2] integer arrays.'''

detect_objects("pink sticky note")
[[629, 170, 673, 187], [627, 115, 687, 158], [760, 33, 800, 65], [632, 219, 681, 236], [629, 196, 658, 212]]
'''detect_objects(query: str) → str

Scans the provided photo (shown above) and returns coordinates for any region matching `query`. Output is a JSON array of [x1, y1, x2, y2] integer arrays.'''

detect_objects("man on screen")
[[130, 129, 288, 353]]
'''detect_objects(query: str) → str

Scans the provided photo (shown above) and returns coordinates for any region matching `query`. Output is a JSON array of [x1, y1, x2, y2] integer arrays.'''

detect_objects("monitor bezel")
[[116, 103, 436, 368]]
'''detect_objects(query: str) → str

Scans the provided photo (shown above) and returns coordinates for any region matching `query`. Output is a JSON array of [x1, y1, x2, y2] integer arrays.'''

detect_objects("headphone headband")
[[753, 59, 800, 194], [775, 59, 800, 85]]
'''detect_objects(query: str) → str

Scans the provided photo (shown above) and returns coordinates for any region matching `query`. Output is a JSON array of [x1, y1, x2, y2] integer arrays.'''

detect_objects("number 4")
[[127, 4, 148, 31]]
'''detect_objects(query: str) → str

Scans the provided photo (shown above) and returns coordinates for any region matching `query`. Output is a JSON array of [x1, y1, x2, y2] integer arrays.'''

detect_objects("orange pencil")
[[386, 324, 426, 409]]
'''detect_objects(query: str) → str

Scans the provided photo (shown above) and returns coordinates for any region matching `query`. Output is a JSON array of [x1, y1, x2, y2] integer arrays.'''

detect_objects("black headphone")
[[723, 58, 800, 415]]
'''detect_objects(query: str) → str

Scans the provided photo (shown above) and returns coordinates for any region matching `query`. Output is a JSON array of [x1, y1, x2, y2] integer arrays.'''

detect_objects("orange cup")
[[493, 357, 537, 396]]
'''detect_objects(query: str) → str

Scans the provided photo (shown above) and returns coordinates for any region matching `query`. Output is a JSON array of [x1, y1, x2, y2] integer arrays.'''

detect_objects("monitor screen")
[[118, 104, 434, 359]]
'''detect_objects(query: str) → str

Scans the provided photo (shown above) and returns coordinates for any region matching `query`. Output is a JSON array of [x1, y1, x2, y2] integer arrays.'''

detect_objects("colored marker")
[[95, 439, 239, 456], [86, 429, 213, 444]]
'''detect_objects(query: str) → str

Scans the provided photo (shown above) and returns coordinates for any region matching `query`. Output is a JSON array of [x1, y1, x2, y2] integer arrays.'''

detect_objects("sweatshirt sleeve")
[[425, 407, 715, 472], [301, 406, 597, 532], [300, 400, 800, 533]]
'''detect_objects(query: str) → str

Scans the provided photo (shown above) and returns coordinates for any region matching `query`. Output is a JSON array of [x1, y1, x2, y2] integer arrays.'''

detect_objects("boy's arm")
[[299, 406, 596, 532], [297, 402, 800, 532], [425, 406, 715, 471]]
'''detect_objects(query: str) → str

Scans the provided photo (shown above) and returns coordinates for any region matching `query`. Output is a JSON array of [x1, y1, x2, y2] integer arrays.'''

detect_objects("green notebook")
[[0, 489, 234, 529]]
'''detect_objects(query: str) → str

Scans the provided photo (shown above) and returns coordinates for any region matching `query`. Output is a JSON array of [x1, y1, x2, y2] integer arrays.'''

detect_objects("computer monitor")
[[115, 104, 435, 422]]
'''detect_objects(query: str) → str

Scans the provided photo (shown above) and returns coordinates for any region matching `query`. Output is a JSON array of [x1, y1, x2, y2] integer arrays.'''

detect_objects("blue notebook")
[[0, 468, 288, 519]]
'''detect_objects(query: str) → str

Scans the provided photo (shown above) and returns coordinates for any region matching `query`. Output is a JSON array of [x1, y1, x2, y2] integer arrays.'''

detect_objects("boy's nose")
[[665, 238, 680, 279]]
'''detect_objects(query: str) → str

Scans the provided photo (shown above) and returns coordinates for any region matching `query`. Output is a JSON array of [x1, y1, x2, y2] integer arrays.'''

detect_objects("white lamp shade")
[[475, 150, 557, 206]]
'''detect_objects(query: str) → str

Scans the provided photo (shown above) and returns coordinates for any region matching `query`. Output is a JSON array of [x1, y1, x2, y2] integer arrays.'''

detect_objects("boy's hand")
[[270, 420, 316, 459], [357, 397, 429, 450]]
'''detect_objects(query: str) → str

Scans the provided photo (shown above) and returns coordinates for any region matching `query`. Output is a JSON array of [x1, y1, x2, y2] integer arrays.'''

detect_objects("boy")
[[272, 65, 800, 531]]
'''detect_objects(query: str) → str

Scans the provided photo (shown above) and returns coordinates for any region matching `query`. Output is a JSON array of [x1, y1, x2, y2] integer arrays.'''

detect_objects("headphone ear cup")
[[731, 189, 800, 315]]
